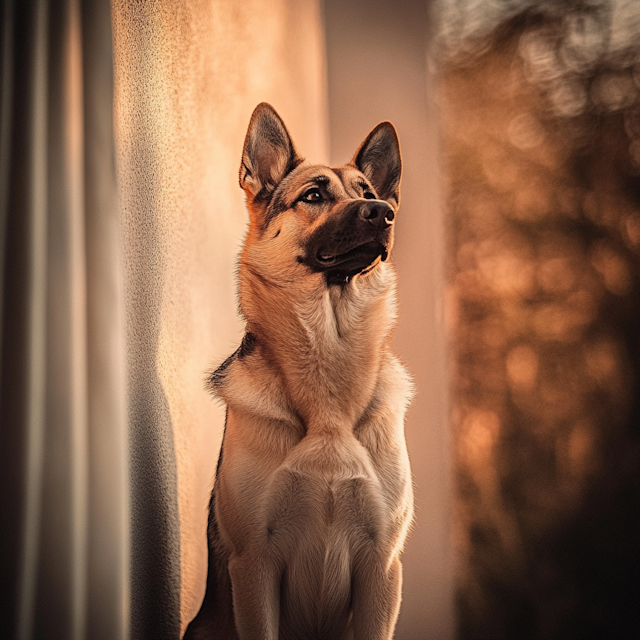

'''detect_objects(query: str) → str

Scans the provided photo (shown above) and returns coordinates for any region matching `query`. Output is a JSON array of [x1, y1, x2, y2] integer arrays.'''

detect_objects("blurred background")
[[1, 0, 638, 639], [441, 1, 640, 638]]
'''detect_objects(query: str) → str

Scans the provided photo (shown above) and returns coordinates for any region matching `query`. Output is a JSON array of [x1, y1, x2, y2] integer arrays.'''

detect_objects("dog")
[[185, 103, 414, 640]]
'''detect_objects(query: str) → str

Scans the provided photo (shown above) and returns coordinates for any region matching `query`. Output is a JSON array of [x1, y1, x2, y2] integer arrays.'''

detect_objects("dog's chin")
[[317, 240, 388, 285]]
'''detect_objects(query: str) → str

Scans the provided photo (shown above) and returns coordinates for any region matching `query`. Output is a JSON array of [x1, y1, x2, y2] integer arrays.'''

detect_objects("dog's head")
[[238, 103, 401, 290]]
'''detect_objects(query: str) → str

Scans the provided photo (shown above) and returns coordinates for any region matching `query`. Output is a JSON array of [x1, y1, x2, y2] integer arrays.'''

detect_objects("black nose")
[[359, 201, 395, 227]]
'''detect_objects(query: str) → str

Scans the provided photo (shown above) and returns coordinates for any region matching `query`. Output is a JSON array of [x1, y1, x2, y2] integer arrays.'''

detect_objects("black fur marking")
[[207, 352, 236, 390], [265, 189, 293, 226], [296, 200, 391, 286], [215, 408, 228, 481], [263, 173, 331, 230], [353, 122, 401, 203], [310, 174, 330, 186], [207, 333, 257, 391], [325, 272, 351, 287], [239, 332, 257, 358]]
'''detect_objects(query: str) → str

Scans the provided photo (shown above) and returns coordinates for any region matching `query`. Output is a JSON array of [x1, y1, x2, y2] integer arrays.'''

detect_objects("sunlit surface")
[[442, 1, 640, 638]]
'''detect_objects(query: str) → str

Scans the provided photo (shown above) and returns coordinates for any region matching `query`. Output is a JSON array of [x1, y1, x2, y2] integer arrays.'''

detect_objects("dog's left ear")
[[351, 122, 402, 206], [239, 103, 303, 207]]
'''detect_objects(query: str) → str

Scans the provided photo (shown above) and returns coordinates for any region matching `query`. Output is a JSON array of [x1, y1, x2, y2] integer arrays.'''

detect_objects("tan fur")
[[185, 104, 413, 640]]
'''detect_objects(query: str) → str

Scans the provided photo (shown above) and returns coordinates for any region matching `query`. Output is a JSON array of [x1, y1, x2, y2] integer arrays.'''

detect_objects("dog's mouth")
[[316, 240, 388, 284], [317, 240, 388, 267]]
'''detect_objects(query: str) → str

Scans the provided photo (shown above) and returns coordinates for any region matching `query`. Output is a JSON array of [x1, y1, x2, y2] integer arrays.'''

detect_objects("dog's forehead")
[[289, 164, 370, 194], [330, 166, 372, 192]]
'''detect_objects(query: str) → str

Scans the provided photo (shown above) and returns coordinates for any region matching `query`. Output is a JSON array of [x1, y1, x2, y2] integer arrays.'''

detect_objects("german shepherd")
[[185, 103, 413, 640]]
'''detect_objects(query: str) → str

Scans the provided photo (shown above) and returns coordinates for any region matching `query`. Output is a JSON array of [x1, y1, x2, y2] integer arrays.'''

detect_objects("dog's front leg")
[[351, 554, 403, 640], [228, 553, 280, 640]]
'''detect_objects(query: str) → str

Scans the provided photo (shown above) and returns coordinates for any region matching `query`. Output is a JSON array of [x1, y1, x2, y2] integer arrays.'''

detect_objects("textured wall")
[[111, 1, 328, 635]]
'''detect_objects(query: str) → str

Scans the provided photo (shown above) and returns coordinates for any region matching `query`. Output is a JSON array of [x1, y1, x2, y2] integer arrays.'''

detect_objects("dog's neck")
[[241, 264, 398, 433]]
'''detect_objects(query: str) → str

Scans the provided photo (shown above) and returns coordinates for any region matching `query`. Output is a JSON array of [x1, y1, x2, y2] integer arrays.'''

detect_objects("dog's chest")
[[218, 351, 410, 548], [283, 429, 374, 481], [262, 431, 388, 544]]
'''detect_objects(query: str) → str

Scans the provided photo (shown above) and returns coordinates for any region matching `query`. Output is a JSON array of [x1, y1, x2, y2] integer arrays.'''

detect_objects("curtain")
[[0, 1, 128, 639]]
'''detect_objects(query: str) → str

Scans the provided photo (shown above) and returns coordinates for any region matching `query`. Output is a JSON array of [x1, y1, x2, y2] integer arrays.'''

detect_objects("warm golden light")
[[442, 2, 640, 637]]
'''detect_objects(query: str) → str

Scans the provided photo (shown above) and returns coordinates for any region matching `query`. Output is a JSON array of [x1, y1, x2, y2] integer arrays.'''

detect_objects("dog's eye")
[[302, 188, 322, 203], [363, 191, 376, 200]]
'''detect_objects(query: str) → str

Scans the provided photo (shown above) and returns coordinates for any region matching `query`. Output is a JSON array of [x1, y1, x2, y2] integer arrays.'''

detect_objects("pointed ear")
[[351, 122, 402, 206], [239, 103, 303, 205]]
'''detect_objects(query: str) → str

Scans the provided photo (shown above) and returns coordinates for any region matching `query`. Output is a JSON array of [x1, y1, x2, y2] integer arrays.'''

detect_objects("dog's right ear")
[[239, 103, 303, 212], [351, 121, 402, 206]]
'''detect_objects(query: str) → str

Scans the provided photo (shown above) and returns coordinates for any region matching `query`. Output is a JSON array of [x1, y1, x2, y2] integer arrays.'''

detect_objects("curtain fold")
[[0, 0, 128, 638], [81, 1, 128, 638], [1, 1, 51, 637]]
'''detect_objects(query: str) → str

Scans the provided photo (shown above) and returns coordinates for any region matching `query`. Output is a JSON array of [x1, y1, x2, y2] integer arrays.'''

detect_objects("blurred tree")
[[442, 1, 640, 638]]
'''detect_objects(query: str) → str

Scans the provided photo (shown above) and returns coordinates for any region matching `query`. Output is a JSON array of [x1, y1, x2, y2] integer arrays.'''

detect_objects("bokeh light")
[[441, 1, 640, 637]]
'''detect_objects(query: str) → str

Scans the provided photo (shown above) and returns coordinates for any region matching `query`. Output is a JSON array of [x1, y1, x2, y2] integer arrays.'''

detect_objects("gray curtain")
[[0, 0, 128, 638]]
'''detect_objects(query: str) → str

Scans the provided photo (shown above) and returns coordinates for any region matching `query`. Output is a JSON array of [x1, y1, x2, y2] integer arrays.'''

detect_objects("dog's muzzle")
[[300, 200, 396, 284]]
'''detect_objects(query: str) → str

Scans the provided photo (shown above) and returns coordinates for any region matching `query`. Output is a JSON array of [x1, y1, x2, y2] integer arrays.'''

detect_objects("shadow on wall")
[[113, 5, 185, 639], [442, 1, 640, 638]]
